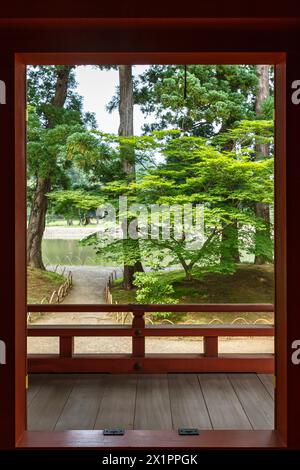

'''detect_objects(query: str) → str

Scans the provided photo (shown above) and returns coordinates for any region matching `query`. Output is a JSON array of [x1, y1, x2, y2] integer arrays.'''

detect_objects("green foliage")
[[134, 272, 177, 303], [27, 65, 275, 281], [27, 66, 98, 206], [27, 65, 95, 126], [259, 96, 274, 120], [27, 106, 83, 182], [81, 124, 274, 276], [213, 120, 274, 154], [111, 264, 274, 315], [129, 65, 259, 135], [47, 190, 105, 221], [65, 131, 123, 182], [133, 272, 179, 321]]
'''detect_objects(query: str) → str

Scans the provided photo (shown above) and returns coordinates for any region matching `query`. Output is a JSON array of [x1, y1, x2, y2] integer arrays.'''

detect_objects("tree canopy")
[[78, 121, 273, 279], [27, 64, 274, 286]]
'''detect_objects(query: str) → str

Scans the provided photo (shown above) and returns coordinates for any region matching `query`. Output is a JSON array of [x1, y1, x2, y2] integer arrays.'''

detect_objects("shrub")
[[133, 272, 181, 322]]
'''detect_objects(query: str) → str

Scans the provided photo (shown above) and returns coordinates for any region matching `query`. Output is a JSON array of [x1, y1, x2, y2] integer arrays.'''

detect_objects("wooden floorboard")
[[168, 374, 212, 429], [27, 374, 49, 407], [134, 375, 172, 430], [27, 373, 274, 431], [27, 374, 77, 431], [55, 374, 106, 430], [94, 375, 137, 430], [198, 374, 252, 430], [258, 373, 274, 399], [228, 373, 274, 430]]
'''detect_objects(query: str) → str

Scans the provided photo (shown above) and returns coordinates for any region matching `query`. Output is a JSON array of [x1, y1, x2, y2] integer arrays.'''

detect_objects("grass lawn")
[[27, 267, 66, 303], [111, 264, 274, 323]]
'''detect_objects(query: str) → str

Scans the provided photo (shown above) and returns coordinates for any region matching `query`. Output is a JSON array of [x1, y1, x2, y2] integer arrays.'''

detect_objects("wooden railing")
[[104, 285, 112, 304], [27, 304, 274, 374]]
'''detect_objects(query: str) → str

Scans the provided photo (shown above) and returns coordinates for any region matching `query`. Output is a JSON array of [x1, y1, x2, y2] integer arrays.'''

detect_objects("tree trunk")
[[119, 65, 135, 174], [184, 270, 193, 281], [123, 265, 135, 290], [220, 221, 240, 265], [255, 65, 271, 265], [27, 178, 50, 269], [83, 215, 91, 225], [27, 66, 72, 269], [255, 65, 270, 116], [118, 65, 143, 289]]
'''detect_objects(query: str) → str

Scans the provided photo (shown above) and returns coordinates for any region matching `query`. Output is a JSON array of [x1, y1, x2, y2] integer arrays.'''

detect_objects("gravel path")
[[34, 265, 122, 325], [61, 265, 121, 304], [27, 336, 274, 355]]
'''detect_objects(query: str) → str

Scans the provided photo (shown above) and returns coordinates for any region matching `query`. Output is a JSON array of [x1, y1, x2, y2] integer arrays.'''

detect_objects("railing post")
[[132, 310, 145, 370], [59, 336, 74, 358], [203, 336, 218, 357]]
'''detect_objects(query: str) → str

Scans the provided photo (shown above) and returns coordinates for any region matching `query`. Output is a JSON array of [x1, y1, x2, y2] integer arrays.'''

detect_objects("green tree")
[[128, 65, 262, 265], [133, 272, 178, 321], [118, 65, 144, 289], [100, 65, 144, 288], [47, 190, 105, 225], [254, 65, 273, 264], [129, 65, 258, 136], [27, 66, 75, 268], [27, 66, 95, 268], [83, 125, 273, 280]]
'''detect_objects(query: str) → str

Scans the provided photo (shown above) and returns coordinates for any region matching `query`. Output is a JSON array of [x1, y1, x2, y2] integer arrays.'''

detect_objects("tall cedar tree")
[[118, 65, 143, 289], [255, 65, 271, 264], [133, 65, 260, 265]]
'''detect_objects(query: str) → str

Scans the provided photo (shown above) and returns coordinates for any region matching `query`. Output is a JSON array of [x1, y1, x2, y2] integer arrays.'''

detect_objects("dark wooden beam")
[[28, 354, 274, 374]]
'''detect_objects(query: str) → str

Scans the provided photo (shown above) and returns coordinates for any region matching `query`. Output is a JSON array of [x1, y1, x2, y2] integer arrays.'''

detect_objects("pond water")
[[42, 238, 255, 267], [42, 239, 106, 266]]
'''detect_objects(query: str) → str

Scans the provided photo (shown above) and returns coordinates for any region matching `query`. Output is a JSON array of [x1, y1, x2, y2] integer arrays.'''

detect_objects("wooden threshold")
[[18, 430, 285, 449]]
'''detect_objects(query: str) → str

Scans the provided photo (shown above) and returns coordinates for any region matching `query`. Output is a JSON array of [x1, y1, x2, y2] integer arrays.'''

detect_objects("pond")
[[42, 238, 255, 267], [42, 239, 114, 266]]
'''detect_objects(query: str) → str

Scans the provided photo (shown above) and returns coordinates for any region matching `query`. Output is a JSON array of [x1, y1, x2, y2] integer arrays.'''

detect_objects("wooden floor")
[[27, 373, 274, 431]]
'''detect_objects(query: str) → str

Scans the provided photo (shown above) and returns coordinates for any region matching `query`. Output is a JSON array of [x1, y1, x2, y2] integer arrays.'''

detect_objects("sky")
[[75, 65, 150, 135]]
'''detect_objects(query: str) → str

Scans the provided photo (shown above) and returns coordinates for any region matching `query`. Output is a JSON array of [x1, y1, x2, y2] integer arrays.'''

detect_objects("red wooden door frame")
[[12, 50, 286, 449]]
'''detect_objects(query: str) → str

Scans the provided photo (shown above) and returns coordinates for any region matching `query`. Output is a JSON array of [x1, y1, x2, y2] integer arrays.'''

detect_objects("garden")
[[27, 63, 274, 325]]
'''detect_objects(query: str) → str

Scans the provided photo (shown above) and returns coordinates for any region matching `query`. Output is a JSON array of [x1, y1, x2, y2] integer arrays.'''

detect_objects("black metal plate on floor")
[[178, 428, 200, 436], [103, 428, 125, 436]]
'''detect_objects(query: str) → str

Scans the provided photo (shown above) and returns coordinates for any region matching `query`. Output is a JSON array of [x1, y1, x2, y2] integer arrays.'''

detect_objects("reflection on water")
[[42, 239, 100, 265], [43, 239, 255, 267]]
